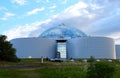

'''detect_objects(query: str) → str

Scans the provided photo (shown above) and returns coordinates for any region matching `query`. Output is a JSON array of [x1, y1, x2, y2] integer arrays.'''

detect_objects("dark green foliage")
[[87, 56, 96, 63], [0, 35, 20, 62], [87, 61, 115, 78]]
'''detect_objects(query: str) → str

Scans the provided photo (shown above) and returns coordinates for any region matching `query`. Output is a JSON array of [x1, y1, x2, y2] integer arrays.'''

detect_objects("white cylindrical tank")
[[10, 38, 57, 58], [116, 45, 120, 59], [67, 37, 116, 59]]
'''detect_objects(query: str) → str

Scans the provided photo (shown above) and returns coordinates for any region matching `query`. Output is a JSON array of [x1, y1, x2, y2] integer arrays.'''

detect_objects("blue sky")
[[0, 0, 79, 32], [0, 0, 120, 44]]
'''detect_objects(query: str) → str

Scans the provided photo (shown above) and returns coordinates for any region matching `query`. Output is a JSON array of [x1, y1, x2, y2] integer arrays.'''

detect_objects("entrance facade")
[[57, 40, 67, 58]]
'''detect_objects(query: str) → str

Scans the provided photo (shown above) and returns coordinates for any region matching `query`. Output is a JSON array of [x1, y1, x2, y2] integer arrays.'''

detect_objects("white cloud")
[[11, 0, 27, 5], [108, 32, 120, 40], [61, 2, 88, 18], [3, 19, 51, 40], [0, 12, 15, 21], [27, 8, 45, 15], [3, 22, 41, 40], [107, 32, 120, 44], [116, 38, 120, 44]]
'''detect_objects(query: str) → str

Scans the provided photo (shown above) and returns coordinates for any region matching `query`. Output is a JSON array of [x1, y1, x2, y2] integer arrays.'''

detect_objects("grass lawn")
[[0, 59, 120, 78], [0, 66, 86, 78]]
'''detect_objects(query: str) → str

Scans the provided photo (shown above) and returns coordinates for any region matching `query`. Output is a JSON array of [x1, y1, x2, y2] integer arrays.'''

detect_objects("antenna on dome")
[[58, 23, 65, 26]]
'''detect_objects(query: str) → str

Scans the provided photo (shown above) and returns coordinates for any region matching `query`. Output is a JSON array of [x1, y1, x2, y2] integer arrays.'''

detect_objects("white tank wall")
[[67, 37, 116, 59], [10, 38, 56, 58], [116, 45, 120, 59]]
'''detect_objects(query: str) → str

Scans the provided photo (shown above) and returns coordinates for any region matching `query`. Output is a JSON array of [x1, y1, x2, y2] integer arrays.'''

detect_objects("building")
[[10, 25, 120, 59]]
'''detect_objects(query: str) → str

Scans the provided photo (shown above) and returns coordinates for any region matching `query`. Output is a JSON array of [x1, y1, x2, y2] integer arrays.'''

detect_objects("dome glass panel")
[[39, 25, 87, 39]]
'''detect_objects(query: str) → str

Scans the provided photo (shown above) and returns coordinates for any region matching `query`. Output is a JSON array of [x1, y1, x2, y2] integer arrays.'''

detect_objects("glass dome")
[[39, 25, 87, 40]]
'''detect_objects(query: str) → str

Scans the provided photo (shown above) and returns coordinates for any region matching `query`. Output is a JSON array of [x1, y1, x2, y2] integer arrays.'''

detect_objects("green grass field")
[[0, 59, 120, 78], [0, 66, 87, 78]]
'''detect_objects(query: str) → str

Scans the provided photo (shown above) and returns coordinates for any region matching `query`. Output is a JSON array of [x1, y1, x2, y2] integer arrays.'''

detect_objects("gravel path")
[[0, 66, 44, 69]]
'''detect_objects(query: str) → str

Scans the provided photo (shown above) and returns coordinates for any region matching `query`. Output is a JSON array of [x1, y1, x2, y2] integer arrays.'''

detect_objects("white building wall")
[[67, 37, 116, 59], [116, 45, 120, 59], [10, 38, 56, 58]]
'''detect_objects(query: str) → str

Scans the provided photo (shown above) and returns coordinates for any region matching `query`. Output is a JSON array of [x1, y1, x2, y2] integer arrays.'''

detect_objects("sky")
[[0, 0, 120, 44]]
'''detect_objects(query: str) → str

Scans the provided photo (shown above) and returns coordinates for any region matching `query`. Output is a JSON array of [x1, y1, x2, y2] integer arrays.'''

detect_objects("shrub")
[[87, 61, 115, 78], [87, 56, 96, 63]]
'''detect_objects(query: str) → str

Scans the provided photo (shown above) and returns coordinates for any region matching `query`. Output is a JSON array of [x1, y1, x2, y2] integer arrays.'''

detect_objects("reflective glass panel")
[[57, 42, 66, 58]]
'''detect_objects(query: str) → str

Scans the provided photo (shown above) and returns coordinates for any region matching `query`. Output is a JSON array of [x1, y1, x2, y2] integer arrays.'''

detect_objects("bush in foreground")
[[87, 61, 115, 78]]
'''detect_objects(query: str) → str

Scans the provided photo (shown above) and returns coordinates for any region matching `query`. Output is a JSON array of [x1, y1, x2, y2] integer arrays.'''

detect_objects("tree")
[[0, 35, 20, 62]]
